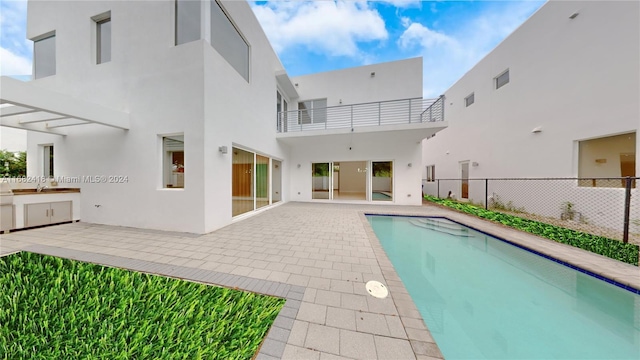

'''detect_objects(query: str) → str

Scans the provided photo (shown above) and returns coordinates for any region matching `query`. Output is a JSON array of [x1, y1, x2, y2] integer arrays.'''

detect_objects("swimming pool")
[[367, 215, 640, 359]]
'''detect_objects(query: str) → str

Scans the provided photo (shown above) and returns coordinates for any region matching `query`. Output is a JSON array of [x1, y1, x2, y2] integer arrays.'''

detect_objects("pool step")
[[409, 219, 474, 238], [415, 218, 469, 231]]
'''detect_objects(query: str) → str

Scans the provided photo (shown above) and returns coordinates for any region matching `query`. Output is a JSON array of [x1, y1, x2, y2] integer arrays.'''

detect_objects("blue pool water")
[[367, 215, 640, 359]]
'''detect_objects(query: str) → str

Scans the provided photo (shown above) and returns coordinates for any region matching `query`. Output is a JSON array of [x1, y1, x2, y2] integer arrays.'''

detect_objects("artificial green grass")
[[0, 252, 285, 359], [425, 195, 639, 266]]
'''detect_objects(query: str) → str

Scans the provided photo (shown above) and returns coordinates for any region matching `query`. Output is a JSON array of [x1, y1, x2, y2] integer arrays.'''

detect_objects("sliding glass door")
[[371, 161, 393, 201], [311, 160, 392, 201], [312, 163, 331, 199], [232, 148, 254, 216], [232, 147, 281, 217]]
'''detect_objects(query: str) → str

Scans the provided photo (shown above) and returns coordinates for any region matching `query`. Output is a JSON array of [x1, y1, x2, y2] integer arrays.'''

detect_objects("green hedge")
[[0, 252, 285, 359], [424, 195, 639, 266]]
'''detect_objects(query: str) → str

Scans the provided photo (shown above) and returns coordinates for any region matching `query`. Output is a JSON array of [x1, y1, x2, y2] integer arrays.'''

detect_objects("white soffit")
[[0, 76, 129, 136], [275, 70, 299, 100]]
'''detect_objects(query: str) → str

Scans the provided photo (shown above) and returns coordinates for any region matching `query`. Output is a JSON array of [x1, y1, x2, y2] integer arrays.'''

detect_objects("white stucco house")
[[420, 0, 639, 234], [422, 0, 639, 187], [0, 0, 446, 234]]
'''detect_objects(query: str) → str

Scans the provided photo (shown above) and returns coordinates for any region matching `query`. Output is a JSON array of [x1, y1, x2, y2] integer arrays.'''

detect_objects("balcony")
[[277, 96, 445, 134]]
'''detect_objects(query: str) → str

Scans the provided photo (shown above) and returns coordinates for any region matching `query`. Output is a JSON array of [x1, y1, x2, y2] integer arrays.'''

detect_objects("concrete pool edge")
[[358, 212, 445, 359], [361, 210, 640, 295]]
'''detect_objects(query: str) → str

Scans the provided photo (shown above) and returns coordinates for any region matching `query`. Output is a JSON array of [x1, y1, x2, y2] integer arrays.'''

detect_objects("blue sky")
[[0, 0, 545, 151]]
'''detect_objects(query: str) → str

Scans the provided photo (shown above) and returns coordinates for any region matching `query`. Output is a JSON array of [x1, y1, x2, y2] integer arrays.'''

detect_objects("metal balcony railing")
[[277, 95, 445, 133]]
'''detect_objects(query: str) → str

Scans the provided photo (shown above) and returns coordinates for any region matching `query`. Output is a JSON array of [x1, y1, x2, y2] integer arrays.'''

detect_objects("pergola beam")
[[1, 115, 66, 136], [0, 76, 130, 130]]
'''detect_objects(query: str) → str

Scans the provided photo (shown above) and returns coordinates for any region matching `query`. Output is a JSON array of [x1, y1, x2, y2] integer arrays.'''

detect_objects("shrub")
[[425, 195, 639, 266]]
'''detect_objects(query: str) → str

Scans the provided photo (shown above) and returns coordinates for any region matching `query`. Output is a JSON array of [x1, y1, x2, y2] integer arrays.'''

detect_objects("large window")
[[298, 99, 327, 124], [175, 0, 201, 45], [578, 132, 636, 188], [96, 18, 111, 64], [232, 147, 279, 216], [34, 34, 56, 79], [210, 0, 249, 81], [162, 135, 185, 188]]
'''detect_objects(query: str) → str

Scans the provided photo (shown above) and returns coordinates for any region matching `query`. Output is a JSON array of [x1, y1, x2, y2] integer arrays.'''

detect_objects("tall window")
[[277, 91, 288, 132], [298, 99, 327, 124], [372, 161, 393, 201], [43, 145, 54, 177], [495, 69, 510, 89], [34, 34, 56, 79], [210, 0, 249, 81], [232, 148, 277, 216], [97, 18, 111, 64], [175, 0, 201, 45], [426, 165, 435, 182], [162, 135, 185, 188]]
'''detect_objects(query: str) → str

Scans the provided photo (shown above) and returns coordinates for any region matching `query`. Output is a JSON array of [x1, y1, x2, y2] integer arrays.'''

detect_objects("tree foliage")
[[0, 150, 27, 177]]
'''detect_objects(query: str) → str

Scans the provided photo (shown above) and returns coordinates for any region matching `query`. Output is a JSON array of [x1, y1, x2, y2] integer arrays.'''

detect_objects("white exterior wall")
[[25, 0, 290, 233], [201, 1, 290, 232], [287, 131, 423, 205], [292, 57, 423, 108], [421, 0, 640, 231], [22, 1, 433, 233], [423, 0, 639, 180], [286, 58, 425, 206]]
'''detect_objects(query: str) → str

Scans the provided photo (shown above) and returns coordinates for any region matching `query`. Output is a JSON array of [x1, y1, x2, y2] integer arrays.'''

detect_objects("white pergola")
[[0, 76, 129, 136]]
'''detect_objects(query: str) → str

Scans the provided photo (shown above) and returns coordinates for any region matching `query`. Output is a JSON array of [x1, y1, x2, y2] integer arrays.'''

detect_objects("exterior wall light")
[[408, 163, 412, 167], [297, 164, 301, 168], [569, 12, 579, 19], [370, 72, 375, 77], [218, 146, 228, 154], [472, 162, 479, 167], [532, 127, 542, 133]]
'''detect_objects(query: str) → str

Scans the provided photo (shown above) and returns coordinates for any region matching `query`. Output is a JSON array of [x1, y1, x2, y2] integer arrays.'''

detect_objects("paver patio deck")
[[1, 202, 638, 359]]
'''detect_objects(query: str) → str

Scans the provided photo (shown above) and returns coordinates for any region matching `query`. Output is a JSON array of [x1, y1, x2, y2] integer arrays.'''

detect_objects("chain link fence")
[[422, 177, 640, 245]]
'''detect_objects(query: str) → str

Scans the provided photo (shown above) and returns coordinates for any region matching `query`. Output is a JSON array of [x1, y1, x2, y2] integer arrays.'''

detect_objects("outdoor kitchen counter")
[[12, 188, 81, 195]]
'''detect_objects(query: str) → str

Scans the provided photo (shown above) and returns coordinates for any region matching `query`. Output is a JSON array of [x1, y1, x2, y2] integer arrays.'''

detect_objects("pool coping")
[[358, 212, 445, 359]]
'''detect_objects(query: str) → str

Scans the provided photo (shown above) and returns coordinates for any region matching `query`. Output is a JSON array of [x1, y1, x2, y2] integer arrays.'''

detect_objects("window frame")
[[43, 145, 54, 177], [175, 0, 201, 46], [465, 92, 475, 107], [33, 32, 56, 79], [495, 69, 510, 89], [426, 165, 435, 182], [160, 134, 185, 190], [210, 0, 250, 82], [96, 17, 111, 64], [298, 98, 327, 125]]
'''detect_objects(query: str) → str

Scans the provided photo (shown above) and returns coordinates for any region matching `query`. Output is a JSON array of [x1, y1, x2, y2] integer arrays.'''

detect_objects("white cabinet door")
[[0, 204, 14, 231], [25, 203, 51, 227], [50, 201, 72, 224]]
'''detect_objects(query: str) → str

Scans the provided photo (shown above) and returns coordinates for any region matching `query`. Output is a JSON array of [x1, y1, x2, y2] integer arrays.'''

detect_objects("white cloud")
[[398, 22, 457, 50], [0, 47, 31, 76], [397, 1, 544, 97], [0, 0, 31, 76], [378, 0, 421, 8], [251, 1, 388, 58]]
